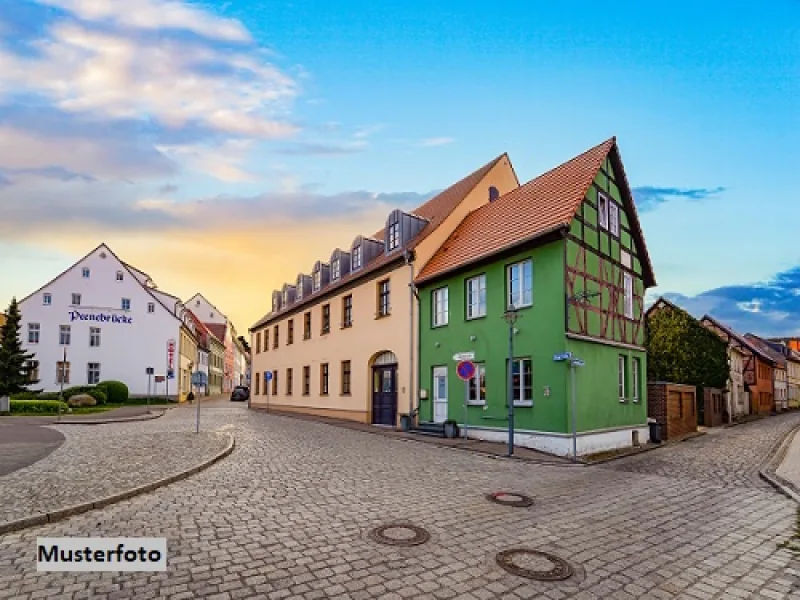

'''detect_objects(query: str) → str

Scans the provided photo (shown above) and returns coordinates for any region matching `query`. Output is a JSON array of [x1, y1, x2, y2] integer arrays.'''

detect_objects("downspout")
[[404, 250, 417, 423]]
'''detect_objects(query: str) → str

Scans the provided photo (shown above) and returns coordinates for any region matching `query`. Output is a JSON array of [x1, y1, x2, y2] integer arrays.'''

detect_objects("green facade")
[[417, 157, 649, 439]]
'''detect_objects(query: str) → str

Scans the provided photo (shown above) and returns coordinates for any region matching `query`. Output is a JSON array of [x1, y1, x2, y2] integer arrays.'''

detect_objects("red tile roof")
[[701, 315, 776, 364], [416, 138, 656, 287], [205, 322, 227, 345], [745, 334, 787, 367], [250, 153, 513, 330]]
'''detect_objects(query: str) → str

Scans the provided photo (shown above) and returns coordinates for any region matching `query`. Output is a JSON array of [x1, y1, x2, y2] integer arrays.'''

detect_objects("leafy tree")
[[0, 298, 39, 397], [645, 302, 728, 388]]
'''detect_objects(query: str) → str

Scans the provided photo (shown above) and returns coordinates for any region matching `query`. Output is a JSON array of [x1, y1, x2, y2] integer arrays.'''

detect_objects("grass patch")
[[778, 507, 800, 554], [4, 399, 173, 417]]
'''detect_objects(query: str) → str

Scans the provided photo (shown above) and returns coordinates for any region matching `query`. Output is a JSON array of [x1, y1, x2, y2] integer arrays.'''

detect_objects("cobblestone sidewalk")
[[776, 425, 800, 496], [0, 426, 231, 527]]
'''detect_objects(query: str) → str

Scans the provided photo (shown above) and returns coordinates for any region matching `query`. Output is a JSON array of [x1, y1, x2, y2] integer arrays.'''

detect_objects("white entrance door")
[[433, 367, 448, 423]]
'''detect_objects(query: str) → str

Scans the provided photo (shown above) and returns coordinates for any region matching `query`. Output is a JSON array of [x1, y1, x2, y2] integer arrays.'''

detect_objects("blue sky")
[[0, 0, 798, 334]]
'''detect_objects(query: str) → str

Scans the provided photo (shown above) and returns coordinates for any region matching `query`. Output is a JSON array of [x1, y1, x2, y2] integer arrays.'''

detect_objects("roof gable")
[[701, 315, 775, 364], [416, 138, 655, 286]]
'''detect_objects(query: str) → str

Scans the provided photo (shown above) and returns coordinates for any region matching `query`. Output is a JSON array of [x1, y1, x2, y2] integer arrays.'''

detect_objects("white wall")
[[19, 245, 183, 396], [186, 294, 226, 325]]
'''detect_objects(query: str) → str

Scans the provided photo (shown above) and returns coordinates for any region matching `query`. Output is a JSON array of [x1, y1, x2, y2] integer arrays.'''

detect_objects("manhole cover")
[[496, 549, 573, 580], [368, 523, 430, 547], [486, 491, 534, 507]]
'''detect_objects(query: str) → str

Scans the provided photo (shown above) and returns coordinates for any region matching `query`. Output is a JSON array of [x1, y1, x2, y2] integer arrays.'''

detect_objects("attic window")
[[297, 278, 304, 300], [598, 192, 609, 229], [352, 245, 362, 270], [608, 202, 619, 236], [331, 259, 340, 281], [313, 271, 321, 291], [489, 186, 499, 202], [82, 267, 90, 278], [196, 300, 200, 306], [387, 222, 400, 251], [116, 271, 123, 281]]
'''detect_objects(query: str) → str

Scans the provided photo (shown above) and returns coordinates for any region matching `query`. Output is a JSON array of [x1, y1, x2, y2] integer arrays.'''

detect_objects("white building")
[[185, 293, 249, 390], [18, 243, 196, 397]]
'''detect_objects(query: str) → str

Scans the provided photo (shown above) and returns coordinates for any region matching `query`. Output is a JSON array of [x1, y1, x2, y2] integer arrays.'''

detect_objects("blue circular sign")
[[457, 360, 476, 381]]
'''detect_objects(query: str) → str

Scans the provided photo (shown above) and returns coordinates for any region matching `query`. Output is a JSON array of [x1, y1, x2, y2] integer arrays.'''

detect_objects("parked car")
[[230, 386, 250, 402]]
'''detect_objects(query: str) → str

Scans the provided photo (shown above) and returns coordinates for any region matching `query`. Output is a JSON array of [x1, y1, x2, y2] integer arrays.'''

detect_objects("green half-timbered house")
[[415, 137, 656, 457]]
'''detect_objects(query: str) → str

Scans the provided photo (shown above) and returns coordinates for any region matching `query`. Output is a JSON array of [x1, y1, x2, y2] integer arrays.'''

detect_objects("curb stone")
[[586, 430, 707, 466], [0, 432, 235, 536], [55, 409, 167, 426], [759, 424, 800, 505]]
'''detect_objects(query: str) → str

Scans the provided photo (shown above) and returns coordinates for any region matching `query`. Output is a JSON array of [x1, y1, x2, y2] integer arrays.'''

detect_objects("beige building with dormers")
[[249, 154, 519, 425]]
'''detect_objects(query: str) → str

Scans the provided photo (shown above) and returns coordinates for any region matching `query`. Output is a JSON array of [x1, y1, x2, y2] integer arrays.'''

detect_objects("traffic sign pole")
[[456, 360, 476, 441]]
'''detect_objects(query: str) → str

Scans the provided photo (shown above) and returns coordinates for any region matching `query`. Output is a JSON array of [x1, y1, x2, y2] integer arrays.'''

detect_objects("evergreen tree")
[[0, 298, 38, 397]]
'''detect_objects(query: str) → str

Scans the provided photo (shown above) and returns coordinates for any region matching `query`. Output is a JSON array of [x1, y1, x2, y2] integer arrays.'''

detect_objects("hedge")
[[96, 380, 129, 404], [9, 400, 69, 414], [86, 388, 107, 405]]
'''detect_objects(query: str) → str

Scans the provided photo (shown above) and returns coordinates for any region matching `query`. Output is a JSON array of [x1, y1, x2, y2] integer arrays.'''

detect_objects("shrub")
[[10, 391, 40, 400], [97, 380, 128, 404], [86, 388, 107, 405], [10, 399, 68, 414], [37, 392, 61, 400], [60, 385, 95, 400]]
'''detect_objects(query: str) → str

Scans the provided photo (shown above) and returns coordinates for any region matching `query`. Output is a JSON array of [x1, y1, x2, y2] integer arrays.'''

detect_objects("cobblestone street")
[[1, 406, 799, 599]]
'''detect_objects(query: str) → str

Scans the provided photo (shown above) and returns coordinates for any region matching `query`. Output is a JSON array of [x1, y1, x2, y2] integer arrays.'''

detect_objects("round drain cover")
[[368, 523, 430, 547], [486, 491, 534, 507], [495, 549, 574, 581]]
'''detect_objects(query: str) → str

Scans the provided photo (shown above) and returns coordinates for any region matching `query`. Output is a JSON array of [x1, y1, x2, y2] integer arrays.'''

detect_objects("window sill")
[[466, 314, 487, 321], [375, 313, 391, 320], [431, 323, 448, 329], [340, 324, 353, 330], [320, 393, 329, 397], [320, 329, 330, 336], [467, 400, 486, 406], [618, 398, 627, 403], [340, 393, 351, 397], [513, 401, 533, 408]]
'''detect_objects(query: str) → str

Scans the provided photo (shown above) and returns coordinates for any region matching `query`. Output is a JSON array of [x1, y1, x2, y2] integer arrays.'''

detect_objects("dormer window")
[[283, 289, 289, 305], [297, 277, 304, 300], [313, 271, 321, 292], [352, 245, 362, 270], [331, 259, 340, 281], [387, 222, 400, 251]]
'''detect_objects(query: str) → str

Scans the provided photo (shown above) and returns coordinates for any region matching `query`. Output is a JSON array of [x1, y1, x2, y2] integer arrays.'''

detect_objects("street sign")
[[453, 352, 475, 361], [167, 339, 176, 374], [553, 352, 573, 362], [572, 359, 585, 367], [145, 367, 154, 375], [191, 371, 207, 386], [456, 360, 476, 381], [154, 375, 165, 383], [167, 369, 175, 380], [265, 371, 273, 381]]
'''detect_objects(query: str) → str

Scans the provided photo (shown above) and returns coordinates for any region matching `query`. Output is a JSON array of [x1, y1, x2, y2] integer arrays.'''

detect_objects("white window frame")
[[467, 363, 487, 406], [43, 293, 51, 306], [59, 325, 71, 346], [352, 245, 362, 270], [121, 298, 131, 311], [331, 259, 340, 281], [71, 293, 81, 306], [608, 201, 619, 236], [147, 302, 155, 313], [507, 259, 533, 309], [388, 222, 400, 251], [632, 357, 640, 402], [623, 272, 634, 319], [87, 362, 101, 385], [28, 323, 40, 344], [90, 327, 101, 348], [432, 287, 449, 327], [82, 267, 90, 279], [618, 355, 626, 401], [466, 274, 487, 319], [313, 271, 321, 292], [511, 358, 533, 407], [598, 192, 609, 229]]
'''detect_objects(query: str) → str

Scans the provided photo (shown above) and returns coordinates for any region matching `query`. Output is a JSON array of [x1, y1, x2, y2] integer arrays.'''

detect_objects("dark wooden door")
[[371, 365, 397, 426]]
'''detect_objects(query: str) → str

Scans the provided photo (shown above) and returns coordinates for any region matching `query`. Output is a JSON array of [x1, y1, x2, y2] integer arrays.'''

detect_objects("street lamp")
[[504, 307, 521, 457]]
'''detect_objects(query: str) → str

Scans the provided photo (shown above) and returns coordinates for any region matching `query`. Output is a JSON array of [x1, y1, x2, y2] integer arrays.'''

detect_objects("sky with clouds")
[[0, 0, 798, 337]]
